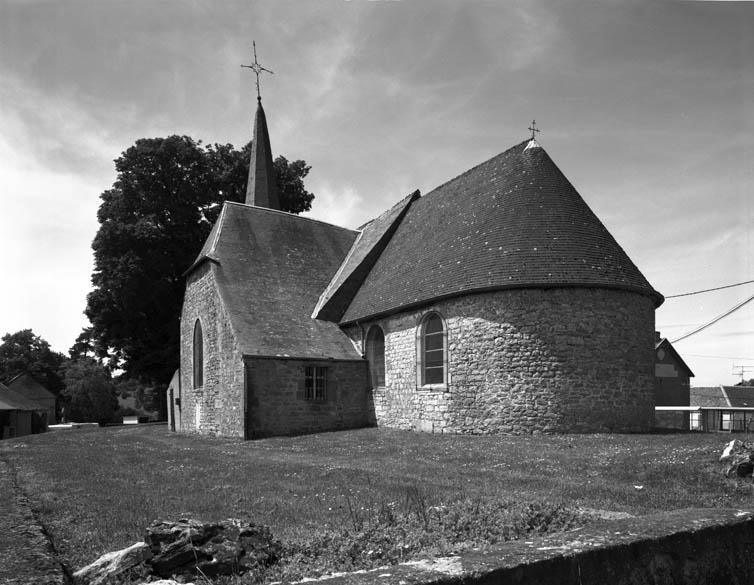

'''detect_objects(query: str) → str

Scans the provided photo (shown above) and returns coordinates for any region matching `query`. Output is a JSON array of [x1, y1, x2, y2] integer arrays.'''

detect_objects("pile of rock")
[[720, 440, 754, 478], [73, 519, 282, 584], [146, 518, 281, 578]]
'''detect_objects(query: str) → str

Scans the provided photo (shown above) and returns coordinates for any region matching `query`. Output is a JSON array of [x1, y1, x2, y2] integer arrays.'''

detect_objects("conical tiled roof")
[[245, 99, 280, 209], [336, 139, 663, 324]]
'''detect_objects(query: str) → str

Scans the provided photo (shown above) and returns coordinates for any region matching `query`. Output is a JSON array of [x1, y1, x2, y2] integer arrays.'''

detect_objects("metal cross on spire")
[[241, 41, 274, 101], [528, 120, 540, 140]]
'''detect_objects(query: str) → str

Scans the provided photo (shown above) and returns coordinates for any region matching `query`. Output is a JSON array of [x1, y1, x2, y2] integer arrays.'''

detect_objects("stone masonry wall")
[[346, 287, 656, 434], [180, 263, 246, 437], [246, 358, 372, 438]]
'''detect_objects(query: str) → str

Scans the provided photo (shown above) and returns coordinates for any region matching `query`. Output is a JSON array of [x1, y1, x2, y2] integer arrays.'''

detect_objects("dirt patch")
[[0, 456, 67, 585]]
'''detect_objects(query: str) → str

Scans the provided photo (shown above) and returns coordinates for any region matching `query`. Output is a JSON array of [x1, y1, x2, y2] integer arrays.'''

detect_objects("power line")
[[671, 291, 754, 343], [665, 279, 754, 299], [685, 354, 754, 361]]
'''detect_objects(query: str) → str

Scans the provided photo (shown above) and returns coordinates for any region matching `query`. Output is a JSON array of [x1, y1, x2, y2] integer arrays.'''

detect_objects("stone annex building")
[[175, 96, 664, 439]]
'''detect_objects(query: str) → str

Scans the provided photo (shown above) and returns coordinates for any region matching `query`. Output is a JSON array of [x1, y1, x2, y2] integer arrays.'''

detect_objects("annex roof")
[[190, 201, 362, 360], [336, 139, 663, 324], [690, 386, 730, 408], [689, 386, 754, 409], [313, 191, 419, 321], [722, 385, 754, 408], [6, 372, 56, 402]]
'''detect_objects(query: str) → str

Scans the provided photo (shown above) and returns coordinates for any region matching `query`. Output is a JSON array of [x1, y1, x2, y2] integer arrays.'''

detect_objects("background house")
[[653, 334, 694, 429], [687, 386, 754, 432], [6, 372, 57, 428], [0, 382, 45, 438]]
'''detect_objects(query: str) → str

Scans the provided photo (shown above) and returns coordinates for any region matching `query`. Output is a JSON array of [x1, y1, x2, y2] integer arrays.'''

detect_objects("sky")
[[0, 0, 752, 386]]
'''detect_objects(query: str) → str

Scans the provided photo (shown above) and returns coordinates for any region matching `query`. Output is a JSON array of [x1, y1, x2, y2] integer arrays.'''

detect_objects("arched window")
[[193, 319, 204, 388], [365, 326, 385, 389], [419, 313, 446, 386]]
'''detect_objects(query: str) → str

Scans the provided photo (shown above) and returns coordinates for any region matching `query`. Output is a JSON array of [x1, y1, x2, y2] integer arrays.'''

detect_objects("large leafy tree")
[[0, 329, 67, 394], [85, 135, 314, 384]]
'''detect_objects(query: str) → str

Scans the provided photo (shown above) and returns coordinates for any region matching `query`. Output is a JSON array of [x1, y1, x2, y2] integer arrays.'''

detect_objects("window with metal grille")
[[419, 313, 446, 386], [305, 366, 327, 401]]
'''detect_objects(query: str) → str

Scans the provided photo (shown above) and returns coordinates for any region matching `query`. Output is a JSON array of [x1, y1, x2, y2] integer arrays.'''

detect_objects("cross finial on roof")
[[241, 41, 274, 101], [528, 120, 540, 140]]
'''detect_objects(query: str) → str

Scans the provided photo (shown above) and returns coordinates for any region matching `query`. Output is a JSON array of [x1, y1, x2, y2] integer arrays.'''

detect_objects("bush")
[[61, 358, 119, 424]]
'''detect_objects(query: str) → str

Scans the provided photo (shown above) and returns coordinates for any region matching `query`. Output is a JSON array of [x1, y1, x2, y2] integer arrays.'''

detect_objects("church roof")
[[192, 201, 361, 360], [335, 139, 663, 324]]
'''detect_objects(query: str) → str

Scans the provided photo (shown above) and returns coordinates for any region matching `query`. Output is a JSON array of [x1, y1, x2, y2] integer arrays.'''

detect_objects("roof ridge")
[[356, 190, 420, 231], [420, 138, 531, 202], [208, 204, 227, 258], [311, 230, 365, 319], [224, 200, 358, 234], [720, 385, 733, 407]]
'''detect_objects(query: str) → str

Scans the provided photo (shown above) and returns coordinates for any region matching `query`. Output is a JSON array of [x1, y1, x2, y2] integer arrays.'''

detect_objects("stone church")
[[175, 96, 664, 439]]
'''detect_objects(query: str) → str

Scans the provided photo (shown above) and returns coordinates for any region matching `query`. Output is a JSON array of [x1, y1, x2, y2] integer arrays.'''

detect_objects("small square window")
[[305, 366, 327, 401]]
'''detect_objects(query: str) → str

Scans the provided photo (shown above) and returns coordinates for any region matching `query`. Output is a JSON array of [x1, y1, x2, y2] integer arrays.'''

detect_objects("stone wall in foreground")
[[347, 287, 656, 434], [310, 509, 754, 585]]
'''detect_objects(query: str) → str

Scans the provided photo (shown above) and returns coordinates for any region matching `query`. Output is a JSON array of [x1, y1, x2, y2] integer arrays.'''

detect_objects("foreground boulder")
[[145, 518, 282, 578], [73, 541, 152, 585]]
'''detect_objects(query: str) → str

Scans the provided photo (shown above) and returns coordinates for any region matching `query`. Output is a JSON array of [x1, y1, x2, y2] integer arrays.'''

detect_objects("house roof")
[[722, 385, 754, 408], [690, 386, 754, 408], [6, 372, 56, 401], [0, 383, 43, 411], [336, 139, 663, 324], [655, 338, 694, 377], [190, 201, 362, 360], [690, 386, 728, 408]]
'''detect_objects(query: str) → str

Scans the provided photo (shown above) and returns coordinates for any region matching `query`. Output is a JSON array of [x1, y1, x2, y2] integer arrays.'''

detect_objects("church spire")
[[241, 43, 279, 209], [245, 98, 280, 209]]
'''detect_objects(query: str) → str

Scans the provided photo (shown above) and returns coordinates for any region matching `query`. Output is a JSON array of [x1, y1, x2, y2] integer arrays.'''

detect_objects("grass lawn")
[[1, 425, 751, 581]]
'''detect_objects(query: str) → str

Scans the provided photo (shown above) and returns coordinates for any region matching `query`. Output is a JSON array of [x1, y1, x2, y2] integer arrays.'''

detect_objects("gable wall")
[[345, 287, 655, 434], [245, 358, 372, 438], [180, 263, 246, 437], [654, 348, 690, 407]]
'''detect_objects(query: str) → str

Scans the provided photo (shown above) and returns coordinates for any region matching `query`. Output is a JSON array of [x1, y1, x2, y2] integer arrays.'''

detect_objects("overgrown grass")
[[0, 426, 751, 581]]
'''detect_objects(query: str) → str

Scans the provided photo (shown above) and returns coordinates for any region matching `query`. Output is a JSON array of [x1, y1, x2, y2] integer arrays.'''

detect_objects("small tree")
[[62, 358, 119, 424]]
